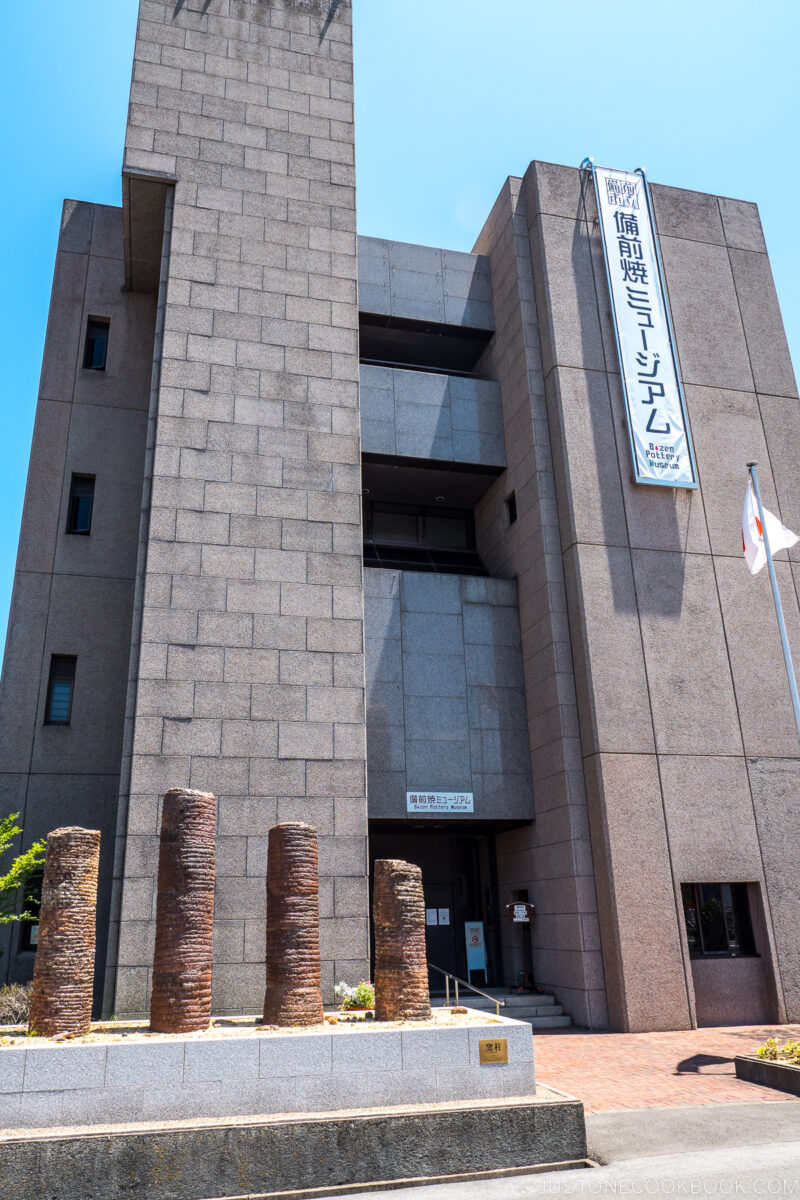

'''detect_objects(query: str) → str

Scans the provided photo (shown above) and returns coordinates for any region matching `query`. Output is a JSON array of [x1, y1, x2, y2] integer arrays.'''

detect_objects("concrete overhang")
[[122, 169, 176, 294]]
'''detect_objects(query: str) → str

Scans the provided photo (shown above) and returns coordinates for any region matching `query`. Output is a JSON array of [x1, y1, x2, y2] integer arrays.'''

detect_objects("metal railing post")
[[426, 962, 505, 1013]]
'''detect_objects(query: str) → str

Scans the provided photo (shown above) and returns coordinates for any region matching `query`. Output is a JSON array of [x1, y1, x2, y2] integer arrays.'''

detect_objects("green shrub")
[[0, 813, 46, 945]]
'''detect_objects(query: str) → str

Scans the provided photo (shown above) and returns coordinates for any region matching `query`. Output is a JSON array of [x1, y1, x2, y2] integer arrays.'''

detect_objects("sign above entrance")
[[587, 161, 698, 490], [406, 792, 474, 815]]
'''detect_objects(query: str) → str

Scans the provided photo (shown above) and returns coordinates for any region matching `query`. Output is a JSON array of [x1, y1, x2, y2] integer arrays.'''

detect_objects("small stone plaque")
[[479, 1038, 508, 1065]]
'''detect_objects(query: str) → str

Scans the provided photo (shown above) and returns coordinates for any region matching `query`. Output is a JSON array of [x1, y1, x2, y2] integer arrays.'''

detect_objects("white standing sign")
[[592, 164, 697, 489], [464, 921, 487, 981], [406, 792, 474, 814]]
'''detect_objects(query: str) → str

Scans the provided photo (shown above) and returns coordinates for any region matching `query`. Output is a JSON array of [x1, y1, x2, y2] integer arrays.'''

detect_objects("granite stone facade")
[[1, 0, 798, 1031], [112, 0, 367, 1018], [0, 201, 155, 1010], [365, 570, 532, 822]]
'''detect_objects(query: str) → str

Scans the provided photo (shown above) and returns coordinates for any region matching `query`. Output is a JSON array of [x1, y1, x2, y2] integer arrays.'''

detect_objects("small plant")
[[0, 813, 46, 953], [334, 979, 375, 1012], [755, 1037, 800, 1065], [781, 1040, 800, 1064], [0, 982, 34, 1026]]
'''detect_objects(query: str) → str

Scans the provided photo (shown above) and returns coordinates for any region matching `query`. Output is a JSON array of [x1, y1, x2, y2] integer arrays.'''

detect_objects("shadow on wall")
[[319, 0, 342, 42], [365, 572, 405, 817], [364, 571, 533, 821], [172, 0, 341, 24], [573, 170, 686, 619], [173, 0, 213, 16]]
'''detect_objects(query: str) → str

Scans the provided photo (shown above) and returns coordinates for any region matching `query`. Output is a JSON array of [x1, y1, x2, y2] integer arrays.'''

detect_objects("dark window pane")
[[506, 492, 517, 525], [67, 475, 95, 535], [733, 885, 756, 955], [683, 882, 757, 957], [425, 516, 468, 549], [698, 884, 728, 953], [45, 656, 76, 725], [681, 883, 701, 954], [364, 500, 485, 576], [720, 883, 740, 953], [372, 510, 419, 544], [84, 319, 109, 370]]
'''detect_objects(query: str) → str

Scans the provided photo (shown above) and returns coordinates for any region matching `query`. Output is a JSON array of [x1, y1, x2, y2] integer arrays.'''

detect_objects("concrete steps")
[[433, 989, 572, 1029]]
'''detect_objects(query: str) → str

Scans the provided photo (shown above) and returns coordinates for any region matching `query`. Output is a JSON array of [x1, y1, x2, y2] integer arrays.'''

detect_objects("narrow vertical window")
[[83, 318, 110, 370], [45, 655, 77, 725], [506, 491, 517, 525], [66, 474, 95, 535]]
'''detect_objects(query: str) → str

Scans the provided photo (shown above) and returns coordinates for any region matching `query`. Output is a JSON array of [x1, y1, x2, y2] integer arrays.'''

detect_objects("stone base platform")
[[0, 1009, 533, 1131], [0, 1091, 588, 1200]]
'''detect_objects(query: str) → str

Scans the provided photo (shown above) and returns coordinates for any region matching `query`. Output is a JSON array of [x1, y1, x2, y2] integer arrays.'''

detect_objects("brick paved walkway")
[[534, 1024, 800, 1112]]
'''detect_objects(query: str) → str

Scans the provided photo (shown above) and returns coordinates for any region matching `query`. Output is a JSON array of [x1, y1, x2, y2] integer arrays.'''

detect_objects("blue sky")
[[1, 0, 798, 643]]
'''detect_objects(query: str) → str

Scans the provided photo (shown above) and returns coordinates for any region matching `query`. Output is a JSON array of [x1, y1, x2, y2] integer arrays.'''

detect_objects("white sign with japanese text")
[[406, 791, 474, 814], [593, 165, 697, 489]]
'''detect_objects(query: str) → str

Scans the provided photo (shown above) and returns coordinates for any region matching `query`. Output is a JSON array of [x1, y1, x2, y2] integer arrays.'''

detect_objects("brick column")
[[113, 0, 367, 1017]]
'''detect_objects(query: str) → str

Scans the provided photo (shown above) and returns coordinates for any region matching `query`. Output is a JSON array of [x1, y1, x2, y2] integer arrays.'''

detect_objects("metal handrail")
[[428, 963, 505, 1017]]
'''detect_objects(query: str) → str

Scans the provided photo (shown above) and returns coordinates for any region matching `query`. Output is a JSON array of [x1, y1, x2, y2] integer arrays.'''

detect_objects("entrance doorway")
[[369, 827, 501, 990]]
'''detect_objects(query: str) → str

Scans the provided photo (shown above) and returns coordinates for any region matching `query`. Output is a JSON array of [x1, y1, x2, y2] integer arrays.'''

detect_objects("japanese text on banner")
[[594, 166, 697, 488]]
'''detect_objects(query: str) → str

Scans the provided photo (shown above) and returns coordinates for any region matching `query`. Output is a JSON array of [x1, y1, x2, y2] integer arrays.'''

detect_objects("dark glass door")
[[422, 880, 456, 983], [368, 827, 500, 992]]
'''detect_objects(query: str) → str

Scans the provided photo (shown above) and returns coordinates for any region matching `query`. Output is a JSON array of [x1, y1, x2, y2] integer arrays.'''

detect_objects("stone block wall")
[[358, 236, 494, 327], [112, 0, 368, 1017], [365, 569, 532, 823], [0, 1013, 534, 1131], [360, 366, 505, 466]]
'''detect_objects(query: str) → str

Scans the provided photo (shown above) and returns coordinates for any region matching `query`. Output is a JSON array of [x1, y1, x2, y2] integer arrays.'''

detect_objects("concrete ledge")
[[205, 1158, 594, 1199], [0, 1093, 587, 1200], [735, 1054, 800, 1096], [0, 1010, 534, 1131]]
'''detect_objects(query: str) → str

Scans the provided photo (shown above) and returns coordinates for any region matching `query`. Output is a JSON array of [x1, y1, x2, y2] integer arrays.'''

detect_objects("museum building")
[[1, 0, 799, 1033]]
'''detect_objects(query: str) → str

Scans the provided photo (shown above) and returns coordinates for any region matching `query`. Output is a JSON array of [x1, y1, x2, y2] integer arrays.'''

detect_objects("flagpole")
[[747, 461, 800, 744]]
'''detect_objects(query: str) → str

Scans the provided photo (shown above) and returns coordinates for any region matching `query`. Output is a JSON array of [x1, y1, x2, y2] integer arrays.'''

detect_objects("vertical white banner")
[[593, 165, 698, 489]]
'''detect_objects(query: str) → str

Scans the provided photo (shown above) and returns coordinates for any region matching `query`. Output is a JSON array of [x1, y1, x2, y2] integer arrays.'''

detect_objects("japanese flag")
[[743, 483, 798, 575]]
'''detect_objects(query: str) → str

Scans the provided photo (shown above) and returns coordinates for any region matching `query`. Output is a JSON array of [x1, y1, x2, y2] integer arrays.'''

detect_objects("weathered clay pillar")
[[150, 788, 216, 1034], [373, 859, 431, 1022], [28, 827, 101, 1037], [262, 823, 323, 1026]]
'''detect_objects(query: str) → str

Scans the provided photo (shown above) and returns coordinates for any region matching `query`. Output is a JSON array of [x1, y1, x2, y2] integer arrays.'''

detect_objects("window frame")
[[44, 655, 77, 726], [66, 473, 95, 536], [83, 317, 110, 371], [363, 499, 487, 576], [680, 881, 757, 959]]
